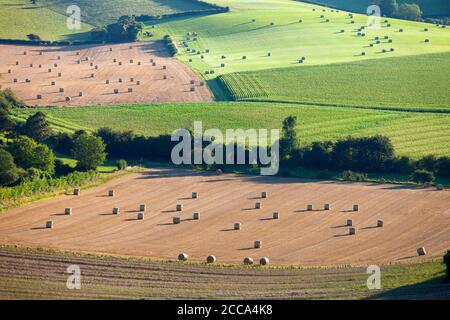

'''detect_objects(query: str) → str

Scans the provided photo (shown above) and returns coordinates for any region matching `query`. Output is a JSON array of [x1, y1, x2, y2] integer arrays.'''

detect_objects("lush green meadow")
[[17, 102, 450, 159], [41, 0, 218, 27], [304, 0, 450, 18], [0, 0, 93, 41], [218, 52, 450, 110], [145, 0, 450, 78]]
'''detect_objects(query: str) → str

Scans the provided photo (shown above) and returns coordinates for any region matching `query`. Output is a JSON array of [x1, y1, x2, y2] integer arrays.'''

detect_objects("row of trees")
[[279, 116, 449, 181], [377, 0, 422, 21]]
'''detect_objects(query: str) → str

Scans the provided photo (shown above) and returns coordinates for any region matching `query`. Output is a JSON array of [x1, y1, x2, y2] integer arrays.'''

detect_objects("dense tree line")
[[377, 0, 423, 21]]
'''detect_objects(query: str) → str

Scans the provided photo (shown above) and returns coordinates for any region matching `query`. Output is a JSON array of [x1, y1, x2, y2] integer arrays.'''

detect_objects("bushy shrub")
[[412, 169, 435, 184], [117, 159, 127, 170], [341, 170, 367, 182], [444, 251, 450, 281]]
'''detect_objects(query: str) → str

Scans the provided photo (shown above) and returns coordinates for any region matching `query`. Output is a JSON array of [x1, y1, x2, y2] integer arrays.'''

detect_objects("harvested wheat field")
[[0, 168, 448, 266], [0, 42, 212, 106]]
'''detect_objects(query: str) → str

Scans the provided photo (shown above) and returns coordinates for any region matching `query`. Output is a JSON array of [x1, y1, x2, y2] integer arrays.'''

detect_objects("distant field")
[[0, 0, 218, 41], [41, 0, 219, 27], [18, 102, 450, 158], [218, 52, 450, 110], [0, 0, 93, 41], [0, 246, 449, 299], [145, 0, 450, 78], [302, 0, 450, 18]]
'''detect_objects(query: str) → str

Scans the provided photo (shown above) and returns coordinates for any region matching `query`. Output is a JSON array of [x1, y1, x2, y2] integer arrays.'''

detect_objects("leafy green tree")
[[378, 0, 398, 17], [412, 169, 434, 184], [8, 136, 55, 173], [73, 133, 106, 171], [30, 144, 55, 174], [117, 159, 128, 170], [280, 116, 299, 160], [8, 136, 36, 169], [0, 88, 24, 112], [0, 108, 15, 133], [0, 149, 19, 186], [24, 111, 51, 142], [396, 3, 422, 21]]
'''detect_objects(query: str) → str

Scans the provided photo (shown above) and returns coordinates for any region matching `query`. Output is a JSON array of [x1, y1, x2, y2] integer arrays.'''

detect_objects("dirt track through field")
[[0, 42, 212, 106], [0, 169, 448, 266]]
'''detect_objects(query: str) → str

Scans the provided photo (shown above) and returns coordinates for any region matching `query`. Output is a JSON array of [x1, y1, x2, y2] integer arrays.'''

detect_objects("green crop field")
[[17, 102, 450, 159], [218, 52, 450, 110], [145, 0, 450, 79], [0, 0, 94, 41], [41, 0, 218, 27], [304, 0, 450, 18], [0, 0, 218, 41]]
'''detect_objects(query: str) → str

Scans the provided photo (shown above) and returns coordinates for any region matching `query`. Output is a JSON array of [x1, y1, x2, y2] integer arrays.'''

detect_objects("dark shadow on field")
[[334, 233, 351, 237], [31, 226, 47, 230], [134, 168, 425, 191], [331, 224, 348, 228], [367, 277, 450, 300], [259, 217, 275, 221], [238, 247, 255, 251], [220, 228, 235, 232], [361, 225, 379, 230], [161, 209, 177, 213]]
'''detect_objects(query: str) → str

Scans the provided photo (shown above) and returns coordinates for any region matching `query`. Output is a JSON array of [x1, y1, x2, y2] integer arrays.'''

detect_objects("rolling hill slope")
[[145, 0, 450, 78]]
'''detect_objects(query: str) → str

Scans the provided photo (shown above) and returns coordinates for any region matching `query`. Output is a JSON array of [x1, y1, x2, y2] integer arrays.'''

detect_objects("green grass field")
[[0, 0, 94, 41], [0, 0, 218, 41], [218, 52, 450, 110], [145, 0, 450, 79], [17, 102, 450, 159], [41, 0, 218, 27], [304, 0, 450, 18]]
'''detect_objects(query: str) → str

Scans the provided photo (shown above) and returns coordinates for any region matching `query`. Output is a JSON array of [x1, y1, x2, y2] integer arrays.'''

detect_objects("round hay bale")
[[57, 56, 61, 60], [244, 257, 254, 265], [350, 20, 355, 24], [106, 80, 110, 84], [13, 79, 17, 83], [118, 78, 122, 83], [361, 52, 366, 56], [252, 19, 256, 22], [79, 92, 83, 97], [347, 219, 353, 226], [192, 192, 198, 199], [299, 19, 303, 23], [89, 62, 94, 67], [417, 247, 427, 256], [388, 39, 393, 43], [113, 207, 120, 215], [65, 208, 72, 215], [108, 190, 115, 197], [114, 89, 119, 94], [113, 58, 117, 63], [261, 191, 268, 198], [163, 65, 167, 70], [7, 69, 11, 74], [353, 204, 359, 212], [74, 188, 80, 196], [221, 55, 226, 59], [25, 79, 31, 83], [307, 203, 313, 211], [242, 56, 247, 60], [58, 72, 62, 77], [137, 61, 141, 66], [255, 202, 262, 209], [200, 81, 205, 86], [23, 51, 27, 55], [91, 73, 95, 78], [189, 58, 193, 62], [139, 204, 146, 212], [267, 52, 272, 57], [254, 240, 262, 249], [65, 96, 72, 102], [221, 63, 225, 68], [38, 64, 42, 68], [259, 257, 269, 266], [37, 94, 42, 100], [129, 59, 134, 64], [369, 43, 374, 47], [349, 227, 356, 235], [128, 88, 133, 93], [118, 62, 122, 66], [190, 86, 196, 92], [273, 212, 280, 219], [15, 61, 19, 65], [270, 22, 274, 26], [46, 220, 53, 229], [341, 29, 345, 33], [206, 255, 216, 263], [152, 62, 156, 66], [163, 75, 168, 80], [176, 204, 183, 212], [193, 212, 200, 220], [390, 48, 395, 52], [377, 219, 384, 227], [324, 203, 330, 210], [387, 23, 391, 27], [109, 48, 113, 52], [234, 222, 242, 230], [95, 65, 99, 70], [136, 81, 141, 85], [423, 182, 430, 188], [137, 212, 145, 220], [436, 184, 444, 191], [424, 38, 429, 43], [173, 216, 181, 224], [216, 169, 223, 175], [399, 28, 403, 32], [30, 64, 33, 68], [178, 253, 188, 261]]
